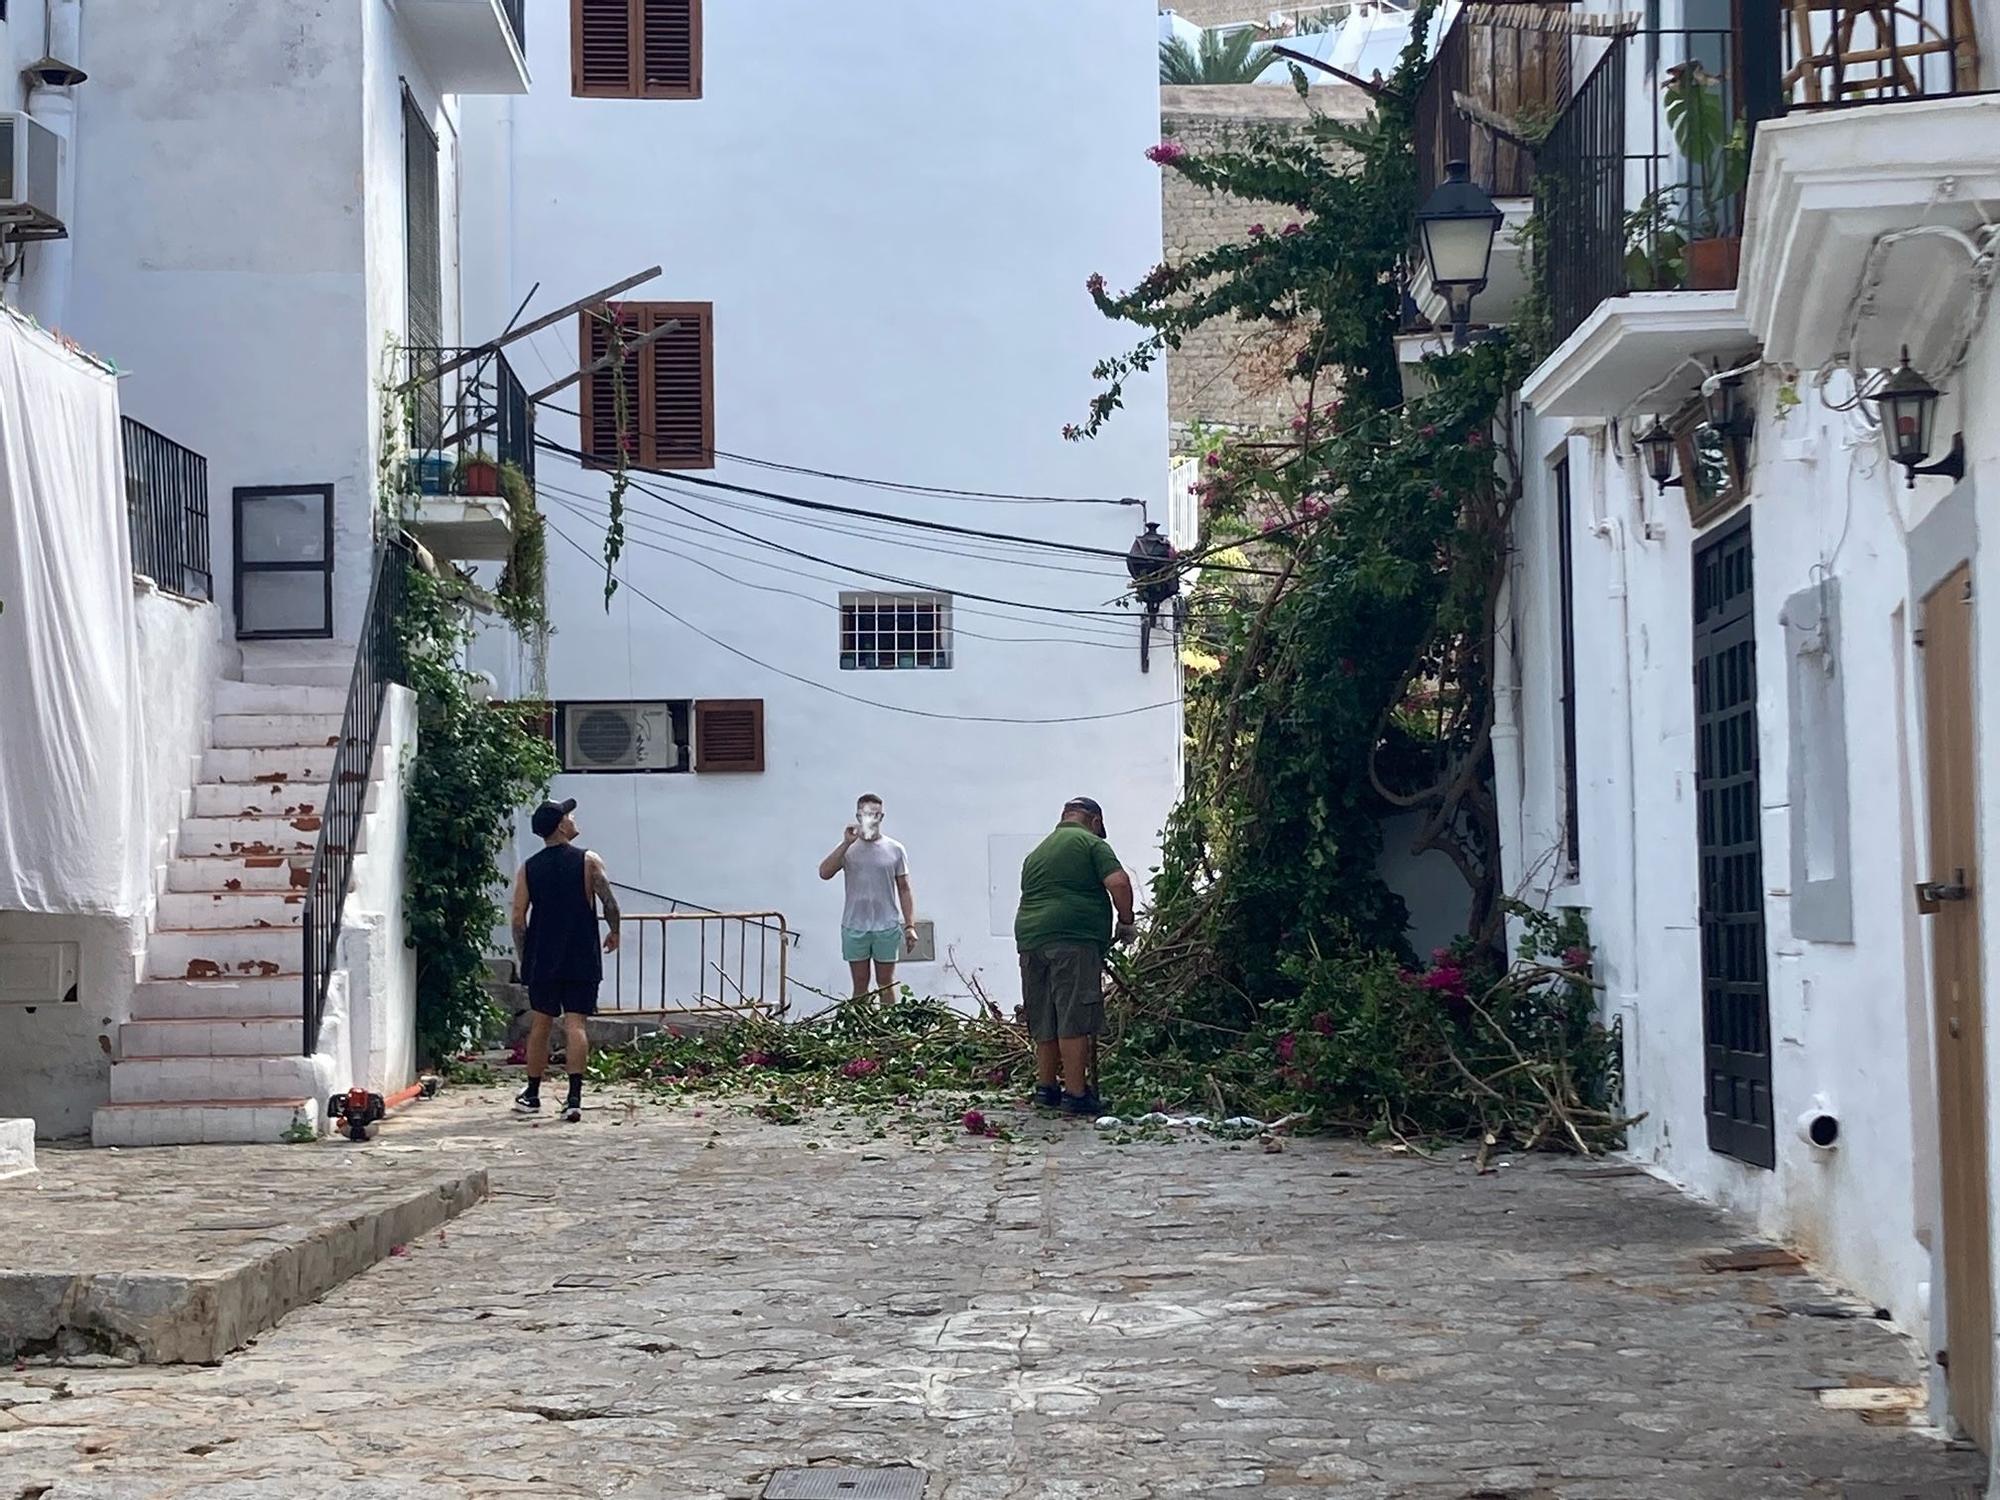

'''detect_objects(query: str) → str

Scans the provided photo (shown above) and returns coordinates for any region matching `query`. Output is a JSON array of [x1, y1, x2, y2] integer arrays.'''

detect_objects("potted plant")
[[454, 450, 501, 498], [1664, 63, 1749, 291], [1624, 189, 1688, 292]]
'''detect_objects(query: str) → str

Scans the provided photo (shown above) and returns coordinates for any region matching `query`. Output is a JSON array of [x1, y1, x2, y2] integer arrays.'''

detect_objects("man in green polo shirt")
[[1015, 796, 1137, 1117]]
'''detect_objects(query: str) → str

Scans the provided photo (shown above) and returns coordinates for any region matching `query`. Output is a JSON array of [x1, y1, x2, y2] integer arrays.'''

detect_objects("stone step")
[[121, 1015, 302, 1058], [146, 927, 301, 981], [166, 855, 312, 894], [92, 1097, 317, 1147], [178, 814, 344, 860], [190, 781, 327, 819], [209, 713, 344, 750], [240, 663, 351, 689], [108, 1052, 322, 1105], [158, 891, 307, 931], [131, 976, 300, 1021], [213, 680, 346, 716], [201, 746, 336, 786]]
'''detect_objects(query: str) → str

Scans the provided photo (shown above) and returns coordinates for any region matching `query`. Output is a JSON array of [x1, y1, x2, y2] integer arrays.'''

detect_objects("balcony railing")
[[1763, 0, 1978, 110], [1537, 0, 1984, 349], [122, 417, 212, 602], [1415, 5, 1571, 201], [405, 346, 537, 495]]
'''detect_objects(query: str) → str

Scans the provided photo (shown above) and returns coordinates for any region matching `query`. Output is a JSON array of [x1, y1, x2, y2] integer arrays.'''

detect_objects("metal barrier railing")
[[122, 416, 212, 602], [302, 534, 412, 1055], [606, 911, 793, 1018]]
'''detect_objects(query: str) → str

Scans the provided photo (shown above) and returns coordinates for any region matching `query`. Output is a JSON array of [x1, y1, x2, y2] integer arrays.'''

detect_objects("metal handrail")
[[121, 417, 212, 602], [605, 911, 793, 1018], [301, 535, 413, 1055]]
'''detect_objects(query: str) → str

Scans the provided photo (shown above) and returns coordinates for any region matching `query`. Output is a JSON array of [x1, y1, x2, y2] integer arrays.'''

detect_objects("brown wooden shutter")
[[651, 305, 712, 467], [577, 304, 642, 466], [694, 698, 763, 772], [642, 0, 701, 98], [573, 0, 636, 97]]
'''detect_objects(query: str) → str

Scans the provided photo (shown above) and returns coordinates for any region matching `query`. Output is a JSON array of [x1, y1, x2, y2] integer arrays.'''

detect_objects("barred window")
[[840, 593, 953, 670]]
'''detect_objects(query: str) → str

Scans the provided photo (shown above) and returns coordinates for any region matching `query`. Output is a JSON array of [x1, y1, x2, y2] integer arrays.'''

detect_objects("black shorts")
[[528, 979, 600, 1018]]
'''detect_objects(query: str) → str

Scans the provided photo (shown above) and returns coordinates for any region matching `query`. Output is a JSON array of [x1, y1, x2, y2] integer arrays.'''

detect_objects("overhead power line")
[[544, 522, 1184, 726]]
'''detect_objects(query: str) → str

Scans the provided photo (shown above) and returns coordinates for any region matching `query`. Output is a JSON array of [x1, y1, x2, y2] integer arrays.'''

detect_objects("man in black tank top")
[[509, 798, 621, 1122]]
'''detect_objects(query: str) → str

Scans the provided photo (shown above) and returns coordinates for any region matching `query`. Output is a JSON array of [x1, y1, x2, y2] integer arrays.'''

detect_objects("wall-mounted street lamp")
[[1637, 417, 1683, 493], [1865, 346, 1966, 490], [1702, 363, 1754, 440], [1415, 160, 1503, 351]]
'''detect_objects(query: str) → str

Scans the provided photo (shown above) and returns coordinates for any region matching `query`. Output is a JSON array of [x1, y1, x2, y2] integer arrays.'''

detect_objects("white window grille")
[[840, 593, 953, 671]]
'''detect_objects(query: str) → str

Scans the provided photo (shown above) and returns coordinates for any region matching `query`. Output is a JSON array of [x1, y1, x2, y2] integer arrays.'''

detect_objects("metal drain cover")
[[763, 1468, 926, 1500]]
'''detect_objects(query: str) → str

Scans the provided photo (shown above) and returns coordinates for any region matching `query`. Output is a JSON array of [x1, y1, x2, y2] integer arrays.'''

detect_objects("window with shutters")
[[694, 699, 764, 772], [840, 593, 953, 670], [573, 0, 702, 99], [403, 90, 443, 448], [577, 302, 714, 470]]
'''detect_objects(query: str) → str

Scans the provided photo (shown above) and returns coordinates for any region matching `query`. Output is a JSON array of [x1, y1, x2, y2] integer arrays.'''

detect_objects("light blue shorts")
[[842, 926, 902, 964]]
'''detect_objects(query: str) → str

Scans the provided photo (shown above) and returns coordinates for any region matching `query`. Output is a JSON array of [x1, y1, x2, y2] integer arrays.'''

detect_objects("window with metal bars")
[[572, 0, 702, 99], [840, 594, 953, 671], [403, 90, 443, 448], [577, 301, 713, 469]]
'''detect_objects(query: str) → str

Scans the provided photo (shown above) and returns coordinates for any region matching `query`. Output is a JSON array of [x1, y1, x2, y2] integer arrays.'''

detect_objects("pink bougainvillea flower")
[[1291, 415, 1307, 432], [1312, 1011, 1335, 1036], [1421, 964, 1467, 999], [1205, 450, 1222, 467], [1249, 223, 1267, 238], [1563, 945, 1593, 968], [1146, 140, 1187, 165], [505, 1044, 528, 1066], [1421, 424, 1437, 439], [1086, 272, 1107, 296], [1281, 221, 1305, 237], [1467, 431, 1487, 449], [840, 1057, 881, 1079], [739, 1050, 774, 1068], [962, 1109, 987, 1135], [1275, 1033, 1297, 1063]]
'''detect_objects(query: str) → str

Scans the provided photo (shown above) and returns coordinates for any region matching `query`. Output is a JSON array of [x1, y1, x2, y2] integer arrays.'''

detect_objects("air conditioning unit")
[[0, 112, 62, 238], [564, 702, 682, 771]]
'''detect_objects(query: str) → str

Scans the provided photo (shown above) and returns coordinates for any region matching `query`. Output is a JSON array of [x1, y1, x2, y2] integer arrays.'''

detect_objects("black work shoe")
[[1061, 1091, 1102, 1118], [1033, 1084, 1063, 1111], [513, 1090, 541, 1115], [562, 1098, 583, 1123]]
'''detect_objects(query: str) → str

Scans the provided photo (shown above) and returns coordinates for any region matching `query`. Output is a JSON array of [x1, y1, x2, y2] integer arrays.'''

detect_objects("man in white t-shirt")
[[816, 792, 919, 1001]]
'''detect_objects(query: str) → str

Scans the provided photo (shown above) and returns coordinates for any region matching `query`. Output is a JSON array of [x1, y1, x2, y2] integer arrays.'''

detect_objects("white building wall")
[[1500, 361, 1998, 1354], [464, 0, 1178, 1007]]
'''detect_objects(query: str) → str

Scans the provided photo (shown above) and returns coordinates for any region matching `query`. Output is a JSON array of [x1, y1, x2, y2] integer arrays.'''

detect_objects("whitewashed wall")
[[50, 1, 459, 645], [1500, 340, 2000, 1362], [463, 0, 1178, 1008]]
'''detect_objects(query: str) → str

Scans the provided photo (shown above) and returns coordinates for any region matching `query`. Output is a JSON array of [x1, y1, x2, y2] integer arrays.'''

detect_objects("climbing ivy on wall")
[[1077, 6, 1623, 1149]]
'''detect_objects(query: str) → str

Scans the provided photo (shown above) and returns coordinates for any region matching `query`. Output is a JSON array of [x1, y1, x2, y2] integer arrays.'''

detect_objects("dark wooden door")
[[1693, 512, 1775, 1168]]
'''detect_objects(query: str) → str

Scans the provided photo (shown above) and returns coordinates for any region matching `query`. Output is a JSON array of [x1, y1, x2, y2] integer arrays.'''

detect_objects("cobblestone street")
[[0, 1089, 1986, 1499]]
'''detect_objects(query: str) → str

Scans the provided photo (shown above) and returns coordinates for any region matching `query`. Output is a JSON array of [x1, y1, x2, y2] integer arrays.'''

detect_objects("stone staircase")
[[92, 673, 363, 1147]]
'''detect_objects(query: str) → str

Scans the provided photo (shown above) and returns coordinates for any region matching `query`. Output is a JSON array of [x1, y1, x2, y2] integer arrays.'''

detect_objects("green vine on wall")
[[1074, 2, 1626, 1150]]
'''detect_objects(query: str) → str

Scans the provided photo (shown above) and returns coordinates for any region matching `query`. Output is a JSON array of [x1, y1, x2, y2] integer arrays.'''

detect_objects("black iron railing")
[[1539, 2, 1983, 349], [303, 534, 412, 1056], [404, 346, 536, 495], [1415, 6, 1570, 201], [122, 417, 212, 601]]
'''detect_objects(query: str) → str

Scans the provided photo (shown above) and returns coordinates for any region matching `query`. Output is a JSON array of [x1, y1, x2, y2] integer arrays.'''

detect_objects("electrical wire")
[[540, 492, 1138, 652], [545, 521, 1184, 726], [535, 435, 1284, 579], [536, 480, 1146, 644], [536, 448, 1157, 621]]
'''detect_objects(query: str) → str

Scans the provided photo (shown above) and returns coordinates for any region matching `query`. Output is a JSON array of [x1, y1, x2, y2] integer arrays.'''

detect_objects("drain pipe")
[[1593, 437, 1647, 1105], [21, 0, 83, 330]]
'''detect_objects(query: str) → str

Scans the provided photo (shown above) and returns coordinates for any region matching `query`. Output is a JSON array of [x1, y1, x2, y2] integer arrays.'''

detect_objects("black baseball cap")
[[531, 797, 577, 838], [1064, 796, 1105, 833]]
